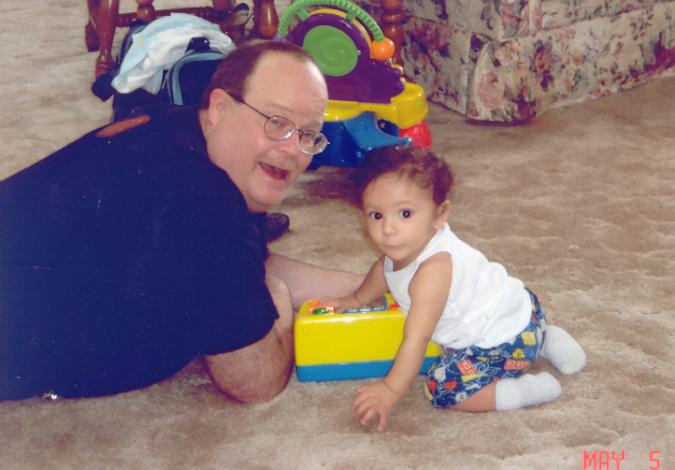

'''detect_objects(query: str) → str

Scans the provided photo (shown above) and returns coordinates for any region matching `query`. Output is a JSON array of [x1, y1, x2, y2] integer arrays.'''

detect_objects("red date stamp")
[[582, 449, 662, 470]]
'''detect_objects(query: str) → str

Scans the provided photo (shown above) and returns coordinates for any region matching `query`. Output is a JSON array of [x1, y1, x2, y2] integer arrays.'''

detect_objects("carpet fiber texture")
[[1, 1, 673, 469]]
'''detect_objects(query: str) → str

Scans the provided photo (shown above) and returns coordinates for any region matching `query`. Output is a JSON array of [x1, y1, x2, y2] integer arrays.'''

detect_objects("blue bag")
[[91, 13, 238, 121]]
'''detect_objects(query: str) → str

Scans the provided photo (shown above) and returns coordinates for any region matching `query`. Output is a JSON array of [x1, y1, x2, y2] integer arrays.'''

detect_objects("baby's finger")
[[359, 407, 377, 428], [352, 395, 373, 416], [376, 412, 389, 432], [352, 388, 373, 409], [352, 392, 365, 410]]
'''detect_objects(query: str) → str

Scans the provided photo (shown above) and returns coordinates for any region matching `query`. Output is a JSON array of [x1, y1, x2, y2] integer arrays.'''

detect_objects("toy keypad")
[[308, 295, 399, 315], [342, 295, 399, 313], [311, 306, 336, 315]]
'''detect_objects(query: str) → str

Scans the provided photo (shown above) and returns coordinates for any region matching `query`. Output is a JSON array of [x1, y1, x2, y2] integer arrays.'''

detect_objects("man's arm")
[[265, 252, 364, 309], [204, 254, 362, 402], [203, 274, 294, 402]]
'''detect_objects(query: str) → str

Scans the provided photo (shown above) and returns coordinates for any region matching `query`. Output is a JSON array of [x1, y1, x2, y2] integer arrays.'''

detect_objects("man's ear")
[[435, 200, 451, 229], [205, 88, 230, 131]]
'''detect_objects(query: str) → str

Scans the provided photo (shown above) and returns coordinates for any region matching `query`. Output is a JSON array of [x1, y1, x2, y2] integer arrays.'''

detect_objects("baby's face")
[[362, 173, 447, 270]]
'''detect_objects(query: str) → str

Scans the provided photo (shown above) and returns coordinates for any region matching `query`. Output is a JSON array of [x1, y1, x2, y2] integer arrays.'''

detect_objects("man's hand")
[[352, 381, 402, 432]]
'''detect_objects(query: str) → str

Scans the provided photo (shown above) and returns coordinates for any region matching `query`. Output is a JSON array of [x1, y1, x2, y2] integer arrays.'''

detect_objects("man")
[[0, 41, 361, 401]]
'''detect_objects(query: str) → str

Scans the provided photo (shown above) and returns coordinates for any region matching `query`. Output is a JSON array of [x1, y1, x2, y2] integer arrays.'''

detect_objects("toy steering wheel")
[[277, 0, 395, 76]]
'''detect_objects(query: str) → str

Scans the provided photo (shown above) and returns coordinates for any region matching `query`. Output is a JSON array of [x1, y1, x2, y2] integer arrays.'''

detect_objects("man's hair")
[[200, 40, 317, 109], [356, 146, 454, 206]]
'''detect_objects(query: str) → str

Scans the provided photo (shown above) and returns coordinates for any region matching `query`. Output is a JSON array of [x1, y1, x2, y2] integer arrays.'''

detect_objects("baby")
[[327, 146, 586, 431]]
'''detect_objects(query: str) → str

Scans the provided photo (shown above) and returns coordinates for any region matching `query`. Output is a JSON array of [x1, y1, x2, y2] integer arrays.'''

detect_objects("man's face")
[[203, 53, 328, 212]]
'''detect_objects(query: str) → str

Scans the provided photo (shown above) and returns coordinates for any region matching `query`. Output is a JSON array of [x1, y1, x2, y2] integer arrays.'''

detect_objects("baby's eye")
[[368, 211, 382, 221], [399, 209, 413, 218]]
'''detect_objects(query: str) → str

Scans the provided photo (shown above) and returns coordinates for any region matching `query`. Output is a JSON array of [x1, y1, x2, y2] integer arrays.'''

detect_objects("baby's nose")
[[383, 219, 397, 234]]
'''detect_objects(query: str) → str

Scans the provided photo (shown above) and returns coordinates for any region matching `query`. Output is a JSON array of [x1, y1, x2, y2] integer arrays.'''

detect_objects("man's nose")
[[277, 131, 305, 158]]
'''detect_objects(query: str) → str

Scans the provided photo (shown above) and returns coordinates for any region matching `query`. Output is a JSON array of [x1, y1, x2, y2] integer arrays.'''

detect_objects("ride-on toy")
[[277, 0, 432, 168]]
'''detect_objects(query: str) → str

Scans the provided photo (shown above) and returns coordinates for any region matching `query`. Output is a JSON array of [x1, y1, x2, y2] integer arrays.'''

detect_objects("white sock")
[[495, 372, 562, 411], [540, 325, 587, 375]]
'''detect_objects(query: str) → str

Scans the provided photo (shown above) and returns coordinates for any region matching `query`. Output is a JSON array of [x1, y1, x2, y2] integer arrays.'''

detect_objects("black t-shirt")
[[0, 106, 278, 399]]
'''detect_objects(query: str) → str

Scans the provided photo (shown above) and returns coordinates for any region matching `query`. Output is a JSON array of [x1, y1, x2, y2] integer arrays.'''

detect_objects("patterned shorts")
[[424, 289, 547, 408]]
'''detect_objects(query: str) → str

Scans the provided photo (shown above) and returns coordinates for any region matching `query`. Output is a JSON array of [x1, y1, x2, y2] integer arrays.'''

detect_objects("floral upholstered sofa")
[[365, 0, 675, 122]]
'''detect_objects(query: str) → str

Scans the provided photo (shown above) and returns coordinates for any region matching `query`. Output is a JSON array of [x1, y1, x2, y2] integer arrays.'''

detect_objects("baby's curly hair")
[[356, 146, 454, 207]]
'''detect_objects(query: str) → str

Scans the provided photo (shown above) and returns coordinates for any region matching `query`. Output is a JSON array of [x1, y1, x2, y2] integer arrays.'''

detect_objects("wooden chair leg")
[[135, 0, 157, 23], [88, 0, 120, 78], [253, 0, 279, 39], [85, 18, 100, 52], [380, 0, 405, 65]]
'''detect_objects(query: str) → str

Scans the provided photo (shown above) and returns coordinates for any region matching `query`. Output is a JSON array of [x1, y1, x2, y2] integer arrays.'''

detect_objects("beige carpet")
[[1, 1, 673, 469]]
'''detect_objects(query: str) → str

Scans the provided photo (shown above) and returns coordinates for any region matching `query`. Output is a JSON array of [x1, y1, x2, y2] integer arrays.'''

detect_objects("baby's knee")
[[424, 377, 465, 408]]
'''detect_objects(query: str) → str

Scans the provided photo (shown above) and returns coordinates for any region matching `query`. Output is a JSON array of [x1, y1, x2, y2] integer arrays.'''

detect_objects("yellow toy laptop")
[[295, 294, 441, 382]]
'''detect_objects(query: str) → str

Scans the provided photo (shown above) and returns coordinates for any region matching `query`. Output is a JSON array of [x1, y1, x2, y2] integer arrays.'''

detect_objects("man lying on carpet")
[[326, 147, 587, 431], [0, 41, 361, 401]]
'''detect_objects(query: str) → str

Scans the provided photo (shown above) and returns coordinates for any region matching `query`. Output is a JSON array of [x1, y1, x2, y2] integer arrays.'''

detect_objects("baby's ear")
[[435, 200, 451, 228]]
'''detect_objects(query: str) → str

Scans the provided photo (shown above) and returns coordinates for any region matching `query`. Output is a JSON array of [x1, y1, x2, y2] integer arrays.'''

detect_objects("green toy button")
[[303, 25, 359, 77]]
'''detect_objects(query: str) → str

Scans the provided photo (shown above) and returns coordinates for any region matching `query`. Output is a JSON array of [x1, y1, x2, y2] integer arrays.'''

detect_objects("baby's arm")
[[324, 257, 388, 311], [353, 252, 452, 431]]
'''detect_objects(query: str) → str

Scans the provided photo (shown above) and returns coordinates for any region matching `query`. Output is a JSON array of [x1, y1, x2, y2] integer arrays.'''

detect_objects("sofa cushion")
[[400, 1, 675, 120]]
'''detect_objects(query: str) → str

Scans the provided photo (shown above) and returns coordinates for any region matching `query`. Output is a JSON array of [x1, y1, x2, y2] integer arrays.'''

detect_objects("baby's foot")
[[496, 372, 562, 410], [541, 325, 587, 375]]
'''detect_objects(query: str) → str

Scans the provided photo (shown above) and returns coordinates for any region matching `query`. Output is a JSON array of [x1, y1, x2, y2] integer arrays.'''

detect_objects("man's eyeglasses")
[[228, 93, 329, 156]]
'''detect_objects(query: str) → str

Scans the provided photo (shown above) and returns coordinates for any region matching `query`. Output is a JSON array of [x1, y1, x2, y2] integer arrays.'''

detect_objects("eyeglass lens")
[[263, 116, 327, 155]]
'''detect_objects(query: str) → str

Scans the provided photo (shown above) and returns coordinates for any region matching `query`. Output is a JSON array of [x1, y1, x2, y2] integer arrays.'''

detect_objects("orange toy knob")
[[370, 38, 395, 61]]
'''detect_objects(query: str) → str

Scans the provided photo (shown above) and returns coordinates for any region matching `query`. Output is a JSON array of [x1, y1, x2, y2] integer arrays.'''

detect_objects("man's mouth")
[[260, 162, 290, 181]]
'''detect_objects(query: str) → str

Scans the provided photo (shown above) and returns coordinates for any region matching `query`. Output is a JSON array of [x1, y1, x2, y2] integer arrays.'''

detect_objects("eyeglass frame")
[[226, 92, 329, 156]]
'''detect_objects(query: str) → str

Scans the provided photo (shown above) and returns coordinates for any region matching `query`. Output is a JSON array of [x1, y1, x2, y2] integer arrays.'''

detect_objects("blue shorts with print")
[[424, 288, 547, 408]]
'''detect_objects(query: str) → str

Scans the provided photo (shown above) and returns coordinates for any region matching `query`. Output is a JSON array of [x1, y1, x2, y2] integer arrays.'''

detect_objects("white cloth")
[[383, 223, 531, 349], [112, 13, 235, 95]]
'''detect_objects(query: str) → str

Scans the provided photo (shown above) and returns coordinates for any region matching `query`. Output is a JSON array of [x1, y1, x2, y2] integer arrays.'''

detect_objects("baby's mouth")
[[260, 162, 290, 181]]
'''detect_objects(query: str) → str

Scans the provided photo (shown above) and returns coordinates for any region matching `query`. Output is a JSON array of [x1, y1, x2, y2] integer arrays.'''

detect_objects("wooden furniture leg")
[[380, 0, 405, 65], [85, 18, 100, 52], [253, 0, 279, 39], [87, 0, 120, 79], [135, 0, 158, 22]]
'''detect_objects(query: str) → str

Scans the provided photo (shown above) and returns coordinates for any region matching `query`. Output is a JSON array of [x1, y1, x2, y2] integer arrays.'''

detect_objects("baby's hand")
[[320, 294, 361, 312], [352, 381, 401, 432]]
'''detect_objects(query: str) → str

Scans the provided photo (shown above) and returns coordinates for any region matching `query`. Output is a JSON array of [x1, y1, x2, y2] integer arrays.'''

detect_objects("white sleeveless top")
[[383, 223, 531, 349]]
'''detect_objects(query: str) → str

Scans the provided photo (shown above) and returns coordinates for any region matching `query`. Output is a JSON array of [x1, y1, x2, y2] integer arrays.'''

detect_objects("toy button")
[[311, 306, 335, 315]]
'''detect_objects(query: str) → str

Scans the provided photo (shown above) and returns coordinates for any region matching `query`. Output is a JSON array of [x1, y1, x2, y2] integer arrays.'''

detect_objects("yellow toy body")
[[295, 294, 441, 382], [323, 81, 429, 130]]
